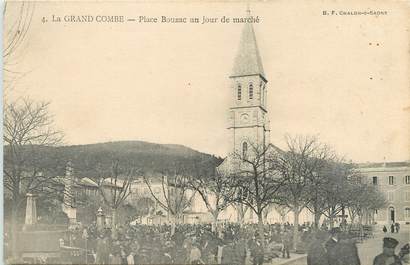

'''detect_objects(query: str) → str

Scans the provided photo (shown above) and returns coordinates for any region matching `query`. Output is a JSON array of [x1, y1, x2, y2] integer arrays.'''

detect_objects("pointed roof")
[[230, 13, 266, 81]]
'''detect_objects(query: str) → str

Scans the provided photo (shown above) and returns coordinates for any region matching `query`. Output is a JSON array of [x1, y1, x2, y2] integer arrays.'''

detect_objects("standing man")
[[96, 234, 109, 265], [249, 236, 264, 265], [325, 228, 341, 265], [373, 237, 403, 265], [395, 223, 400, 234], [281, 229, 292, 259]]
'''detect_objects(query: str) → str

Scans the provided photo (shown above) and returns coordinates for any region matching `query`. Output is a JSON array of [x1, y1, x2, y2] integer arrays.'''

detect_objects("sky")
[[5, 0, 410, 163]]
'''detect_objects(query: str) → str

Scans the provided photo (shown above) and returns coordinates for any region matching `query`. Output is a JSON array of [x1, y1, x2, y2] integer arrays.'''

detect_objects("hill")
[[5, 141, 223, 179]]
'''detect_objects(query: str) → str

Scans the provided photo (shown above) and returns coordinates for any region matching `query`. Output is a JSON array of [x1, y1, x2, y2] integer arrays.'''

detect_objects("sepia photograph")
[[3, 1, 410, 264]]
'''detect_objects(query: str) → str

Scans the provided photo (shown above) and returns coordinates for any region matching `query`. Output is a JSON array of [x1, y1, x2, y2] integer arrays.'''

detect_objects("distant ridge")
[[5, 140, 223, 179]]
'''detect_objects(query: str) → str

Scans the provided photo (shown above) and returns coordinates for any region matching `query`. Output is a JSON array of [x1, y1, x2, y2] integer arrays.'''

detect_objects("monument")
[[62, 161, 77, 225], [24, 193, 37, 228]]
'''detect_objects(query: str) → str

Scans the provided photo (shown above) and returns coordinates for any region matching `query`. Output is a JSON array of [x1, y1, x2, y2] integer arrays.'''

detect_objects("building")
[[218, 10, 314, 225], [359, 161, 410, 225]]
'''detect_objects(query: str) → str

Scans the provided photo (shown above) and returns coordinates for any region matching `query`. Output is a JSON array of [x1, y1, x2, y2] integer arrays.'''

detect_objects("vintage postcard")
[[3, 1, 410, 264]]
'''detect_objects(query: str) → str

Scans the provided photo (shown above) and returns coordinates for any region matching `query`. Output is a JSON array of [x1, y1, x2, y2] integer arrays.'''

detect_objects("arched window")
[[249, 83, 253, 99], [406, 208, 410, 218], [237, 84, 242, 100], [242, 142, 248, 159]]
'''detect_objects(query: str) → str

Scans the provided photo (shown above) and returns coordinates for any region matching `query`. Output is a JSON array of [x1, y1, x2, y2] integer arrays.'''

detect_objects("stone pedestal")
[[96, 207, 105, 231], [66, 206, 77, 225], [24, 193, 37, 226]]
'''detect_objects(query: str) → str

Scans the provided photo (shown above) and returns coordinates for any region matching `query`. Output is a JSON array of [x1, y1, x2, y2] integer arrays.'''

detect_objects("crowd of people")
[[62, 222, 315, 264], [8, 218, 408, 265]]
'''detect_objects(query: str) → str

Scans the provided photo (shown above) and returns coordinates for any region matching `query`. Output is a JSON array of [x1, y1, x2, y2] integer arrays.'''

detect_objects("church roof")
[[230, 17, 266, 80]]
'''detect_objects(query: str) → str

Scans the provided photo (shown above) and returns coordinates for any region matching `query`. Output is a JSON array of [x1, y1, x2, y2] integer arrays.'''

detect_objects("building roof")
[[230, 15, 266, 80], [78, 177, 98, 188], [357, 161, 410, 173], [357, 161, 410, 168]]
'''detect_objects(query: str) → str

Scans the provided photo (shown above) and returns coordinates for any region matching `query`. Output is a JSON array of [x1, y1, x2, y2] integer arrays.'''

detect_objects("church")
[[213, 12, 314, 225]]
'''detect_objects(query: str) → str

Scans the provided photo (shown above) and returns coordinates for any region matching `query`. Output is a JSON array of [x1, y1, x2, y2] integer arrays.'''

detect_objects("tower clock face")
[[240, 113, 249, 124]]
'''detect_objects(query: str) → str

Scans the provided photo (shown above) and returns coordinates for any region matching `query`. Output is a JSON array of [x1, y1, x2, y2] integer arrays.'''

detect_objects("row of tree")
[[144, 136, 387, 248]]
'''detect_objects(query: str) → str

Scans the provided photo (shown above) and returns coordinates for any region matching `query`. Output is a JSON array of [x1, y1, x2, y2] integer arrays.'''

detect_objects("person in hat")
[[399, 244, 409, 264], [373, 237, 403, 265], [189, 242, 203, 264], [307, 230, 330, 265], [335, 233, 361, 265], [96, 234, 109, 265], [281, 228, 292, 259], [325, 227, 342, 265]]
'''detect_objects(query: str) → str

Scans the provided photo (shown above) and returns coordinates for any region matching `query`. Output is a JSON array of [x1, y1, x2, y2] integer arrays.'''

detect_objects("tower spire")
[[230, 8, 266, 81]]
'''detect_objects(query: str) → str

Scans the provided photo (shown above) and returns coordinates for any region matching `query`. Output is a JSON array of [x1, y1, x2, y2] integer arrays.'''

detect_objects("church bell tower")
[[228, 11, 270, 157]]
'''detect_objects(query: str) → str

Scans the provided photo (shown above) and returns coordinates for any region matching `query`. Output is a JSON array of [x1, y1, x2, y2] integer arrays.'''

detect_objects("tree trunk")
[[329, 211, 335, 229], [292, 206, 300, 251], [168, 213, 177, 235], [351, 214, 356, 224], [236, 204, 245, 225], [314, 211, 321, 229], [280, 213, 286, 223], [211, 211, 219, 233], [257, 212, 265, 245], [263, 208, 269, 224], [111, 208, 118, 239]]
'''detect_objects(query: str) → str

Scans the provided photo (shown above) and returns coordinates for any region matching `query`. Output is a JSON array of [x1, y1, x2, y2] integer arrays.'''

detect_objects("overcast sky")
[[6, 1, 410, 163]]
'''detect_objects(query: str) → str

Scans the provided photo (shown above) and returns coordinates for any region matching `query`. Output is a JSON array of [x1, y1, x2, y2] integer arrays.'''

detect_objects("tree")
[[3, 98, 63, 256], [345, 178, 386, 225], [230, 141, 284, 244], [98, 159, 135, 239], [234, 203, 250, 225], [324, 162, 354, 228], [188, 168, 237, 232], [133, 197, 156, 218], [143, 165, 196, 234], [307, 160, 354, 229], [276, 135, 332, 249]]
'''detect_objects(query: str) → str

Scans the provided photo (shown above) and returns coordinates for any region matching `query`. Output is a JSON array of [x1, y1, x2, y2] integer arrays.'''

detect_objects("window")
[[242, 142, 248, 159], [372, 176, 378, 185], [237, 84, 242, 100], [249, 83, 253, 99], [406, 192, 410, 202], [405, 175, 410, 184], [389, 176, 395, 185], [260, 82, 265, 105], [406, 208, 410, 218], [387, 191, 394, 201]]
